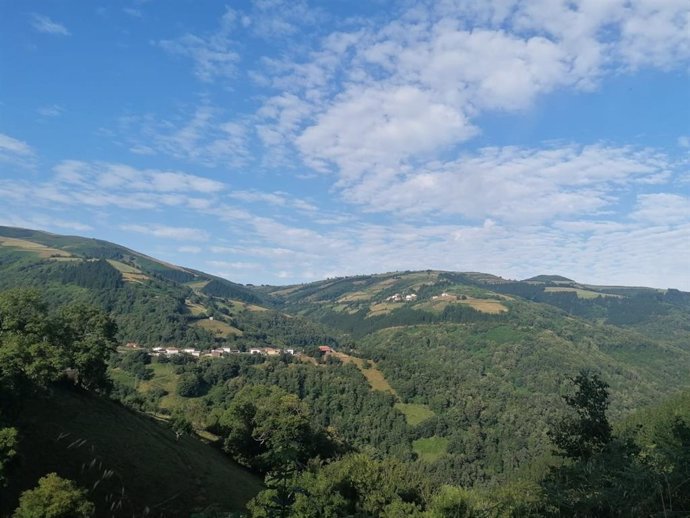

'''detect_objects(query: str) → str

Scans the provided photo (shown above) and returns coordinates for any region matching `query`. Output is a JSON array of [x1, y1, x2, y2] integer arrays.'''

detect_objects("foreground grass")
[[3, 385, 262, 517]]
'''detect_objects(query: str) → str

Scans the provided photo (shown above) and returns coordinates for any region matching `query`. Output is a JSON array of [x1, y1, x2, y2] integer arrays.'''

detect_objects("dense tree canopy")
[[12, 473, 94, 518]]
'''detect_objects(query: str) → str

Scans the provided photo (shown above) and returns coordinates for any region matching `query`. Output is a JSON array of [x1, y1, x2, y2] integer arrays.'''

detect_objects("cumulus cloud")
[[339, 144, 672, 223], [256, 0, 690, 196]]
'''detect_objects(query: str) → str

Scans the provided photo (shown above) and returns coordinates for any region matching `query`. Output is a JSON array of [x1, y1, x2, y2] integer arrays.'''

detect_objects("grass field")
[[338, 291, 372, 302], [185, 301, 208, 316], [195, 318, 243, 337], [334, 352, 398, 396], [412, 436, 449, 462], [394, 403, 435, 426], [107, 259, 150, 282], [0, 237, 73, 258], [544, 287, 622, 299], [4, 386, 262, 517], [367, 302, 399, 317], [461, 297, 509, 313], [186, 280, 210, 290]]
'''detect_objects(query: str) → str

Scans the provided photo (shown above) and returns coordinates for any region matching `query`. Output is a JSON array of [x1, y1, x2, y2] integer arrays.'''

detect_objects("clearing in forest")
[[334, 352, 436, 425], [0, 237, 73, 258], [107, 259, 150, 282], [412, 436, 449, 462]]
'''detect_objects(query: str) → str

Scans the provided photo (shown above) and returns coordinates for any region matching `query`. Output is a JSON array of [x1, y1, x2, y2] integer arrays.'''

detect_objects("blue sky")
[[1, 0, 689, 289]]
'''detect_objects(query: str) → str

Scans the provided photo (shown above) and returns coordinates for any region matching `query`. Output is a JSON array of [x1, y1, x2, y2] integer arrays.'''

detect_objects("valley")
[[1, 226, 689, 516]]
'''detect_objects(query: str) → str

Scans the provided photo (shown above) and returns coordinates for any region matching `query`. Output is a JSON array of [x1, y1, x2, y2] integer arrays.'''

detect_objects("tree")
[[549, 369, 612, 460], [0, 289, 116, 391], [170, 410, 194, 440], [0, 426, 18, 486], [13, 473, 94, 518], [57, 303, 117, 391], [219, 384, 319, 472], [177, 373, 206, 397]]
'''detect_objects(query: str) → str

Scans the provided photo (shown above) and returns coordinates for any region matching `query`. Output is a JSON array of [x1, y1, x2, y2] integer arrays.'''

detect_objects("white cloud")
[[0, 214, 92, 233], [177, 245, 202, 253], [53, 161, 225, 193], [338, 144, 672, 223], [118, 105, 250, 167], [632, 193, 690, 225], [31, 14, 71, 36], [0, 133, 33, 157], [0, 133, 36, 168], [37, 105, 64, 117], [255, 0, 690, 200], [246, 0, 325, 39], [157, 7, 240, 82], [123, 8, 143, 18], [206, 260, 259, 270], [121, 224, 210, 241]]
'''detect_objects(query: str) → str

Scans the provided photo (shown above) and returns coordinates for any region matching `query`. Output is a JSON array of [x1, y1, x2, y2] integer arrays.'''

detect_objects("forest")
[[1, 227, 690, 516]]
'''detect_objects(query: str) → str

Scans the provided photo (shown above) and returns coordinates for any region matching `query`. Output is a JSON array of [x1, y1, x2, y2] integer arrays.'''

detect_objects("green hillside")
[[2, 386, 262, 517], [0, 226, 342, 353], [3, 227, 690, 515], [266, 270, 690, 484]]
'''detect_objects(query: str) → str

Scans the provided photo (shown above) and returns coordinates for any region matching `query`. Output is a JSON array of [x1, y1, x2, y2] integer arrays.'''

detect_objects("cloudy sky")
[[1, 0, 689, 288]]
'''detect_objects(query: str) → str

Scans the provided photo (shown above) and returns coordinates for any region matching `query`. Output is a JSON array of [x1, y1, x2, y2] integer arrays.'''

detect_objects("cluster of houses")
[[124, 342, 296, 359], [385, 293, 418, 302]]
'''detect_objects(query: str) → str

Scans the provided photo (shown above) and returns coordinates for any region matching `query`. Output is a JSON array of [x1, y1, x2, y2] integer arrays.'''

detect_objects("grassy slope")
[[3, 386, 262, 518]]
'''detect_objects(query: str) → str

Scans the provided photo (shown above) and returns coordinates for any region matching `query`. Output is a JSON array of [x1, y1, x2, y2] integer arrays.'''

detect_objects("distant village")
[[123, 342, 334, 359]]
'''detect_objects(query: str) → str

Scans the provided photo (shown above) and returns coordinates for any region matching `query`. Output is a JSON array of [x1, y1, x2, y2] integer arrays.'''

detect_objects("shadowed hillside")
[[2, 385, 262, 517]]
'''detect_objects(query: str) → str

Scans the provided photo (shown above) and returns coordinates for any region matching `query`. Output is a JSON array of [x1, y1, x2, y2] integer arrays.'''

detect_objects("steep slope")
[[2, 385, 262, 517], [0, 227, 326, 351]]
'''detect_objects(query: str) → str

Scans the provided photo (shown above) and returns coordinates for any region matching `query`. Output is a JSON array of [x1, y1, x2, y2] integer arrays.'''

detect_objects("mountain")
[[2, 226, 690, 492], [265, 269, 690, 484], [0, 226, 340, 353]]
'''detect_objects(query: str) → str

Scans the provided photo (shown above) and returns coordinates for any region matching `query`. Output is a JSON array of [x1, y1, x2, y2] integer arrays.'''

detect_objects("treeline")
[[201, 278, 263, 304], [445, 272, 690, 328], [314, 303, 504, 338], [238, 310, 343, 349], [59, 259, 123, 290]]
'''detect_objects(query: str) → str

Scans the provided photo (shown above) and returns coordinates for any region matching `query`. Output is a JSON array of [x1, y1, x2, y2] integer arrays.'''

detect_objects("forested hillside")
[[1, 227, 689, 516], [267, 270, 690, 485]]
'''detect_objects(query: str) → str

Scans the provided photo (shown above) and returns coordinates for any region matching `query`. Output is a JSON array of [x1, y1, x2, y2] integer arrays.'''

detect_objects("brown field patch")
[[186, 280, 210, 289], [461, 298, 508, 313], [338, 291, 372, 302], [334, 352, 397, 396], [544, 287, 621, 299], [0, 237, 72, 258], [185, 301, 207, 316], [107, 259, 150, 283], [367, 302, 399, 317]]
